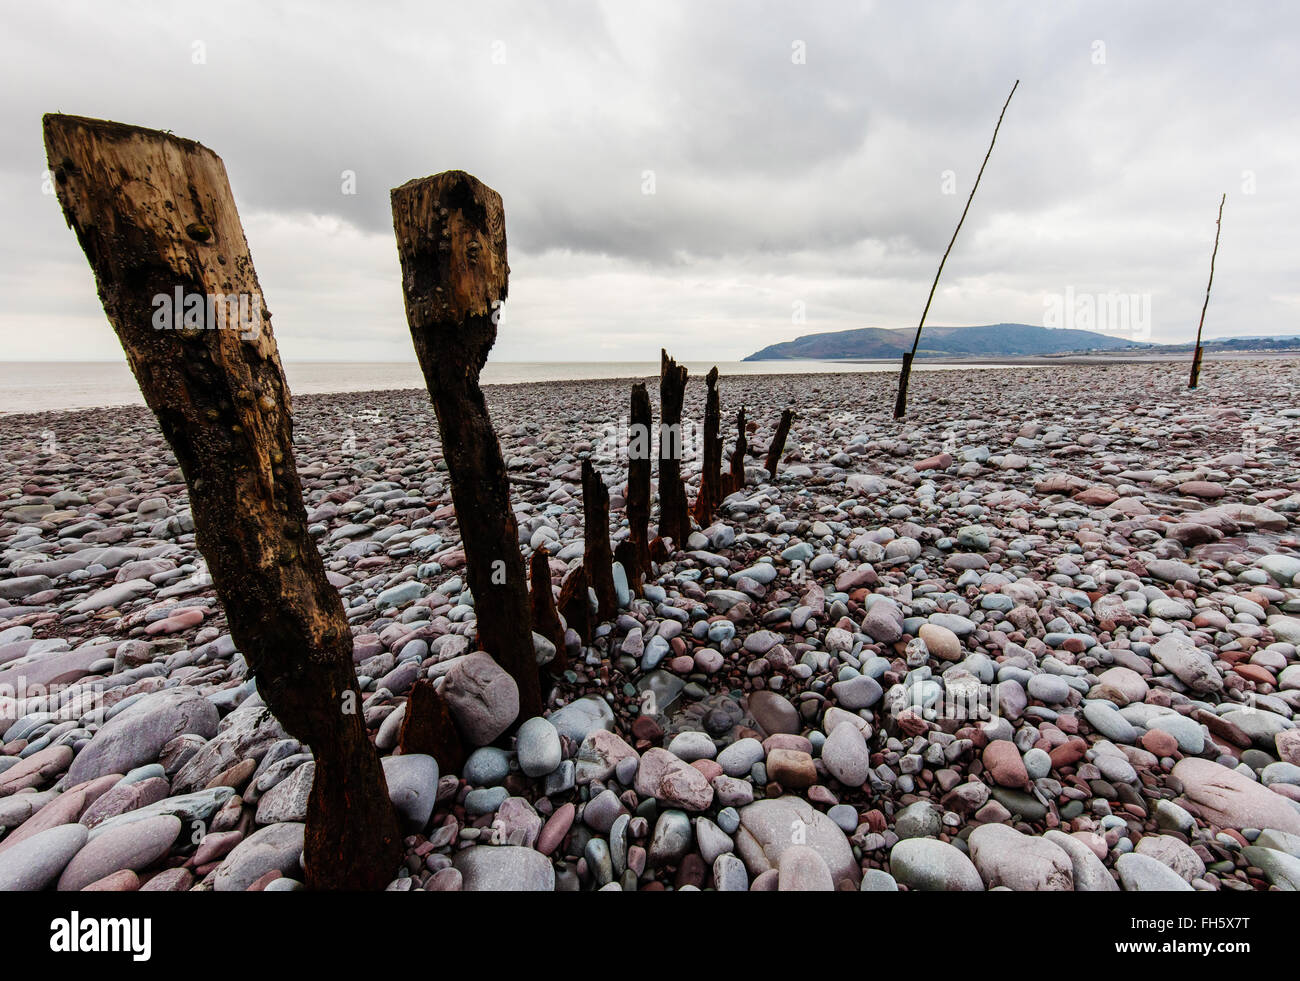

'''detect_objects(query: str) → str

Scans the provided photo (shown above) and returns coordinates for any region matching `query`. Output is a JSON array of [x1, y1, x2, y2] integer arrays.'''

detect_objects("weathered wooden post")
[[693, 366, 723, 525], [390, 170, 542, 721], [765, 408, 796, 479], [728, 406, 748, 495], [398, 680, 466, 775], [582, 459, 618, 621], [1189, 193, 1226, 390], [43, 114, 400, 890], [658, 350, 690, 547], [626, 382, 653, 585], [529, 546, 565, 667]]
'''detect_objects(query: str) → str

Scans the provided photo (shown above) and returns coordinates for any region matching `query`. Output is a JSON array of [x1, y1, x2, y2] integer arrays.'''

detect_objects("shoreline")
[[4, 351, 1298, 421]]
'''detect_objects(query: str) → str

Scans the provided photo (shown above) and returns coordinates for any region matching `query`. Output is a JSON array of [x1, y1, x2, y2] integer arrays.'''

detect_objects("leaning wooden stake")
[[43, 114, 400, 890], [728, 406, 748, 494], [658, 350, 690, 547], [1189, 193, 1226, 390], [391, 170, 542, 721], [625, 382, 653, 590], [765, 408, 796, 479], [693, 366, 723, 525], [582, 459, 618, 622], [894, 79, 1019, 418], [529, 546, 566, 670]]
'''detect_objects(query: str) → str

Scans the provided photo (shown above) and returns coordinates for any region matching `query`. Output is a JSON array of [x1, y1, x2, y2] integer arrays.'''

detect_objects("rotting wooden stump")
[[728, 406, 747, 495], [693, 366, 723, 526], [398, 680, 466, 775], [658, 350, 690, 548], [893, 352, 914, 420], [42, 113, 401, 891], [765, 408, 796, 480], [558, 564, 592, 645], [390, 169, 542, 722], [529, 546, 566, 670], [625, 382, 653, 586], [582, 459, 618, 622]]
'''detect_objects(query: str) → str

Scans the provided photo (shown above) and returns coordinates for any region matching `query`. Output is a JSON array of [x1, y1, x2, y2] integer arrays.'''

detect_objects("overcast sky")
[[2, 1, 1296, 362]]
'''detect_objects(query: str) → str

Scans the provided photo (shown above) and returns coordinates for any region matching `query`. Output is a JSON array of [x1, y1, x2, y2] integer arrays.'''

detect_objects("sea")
[[0, 360, 1028, 415]]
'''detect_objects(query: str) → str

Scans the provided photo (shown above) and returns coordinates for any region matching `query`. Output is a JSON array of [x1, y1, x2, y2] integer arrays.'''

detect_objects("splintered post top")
[[390, 170, 509, 331], [42, 114, 262, 327]]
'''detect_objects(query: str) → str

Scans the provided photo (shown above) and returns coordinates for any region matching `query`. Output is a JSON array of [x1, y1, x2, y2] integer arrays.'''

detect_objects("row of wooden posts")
[[538, 356, 796, 662], [43, 114, 795, 890]]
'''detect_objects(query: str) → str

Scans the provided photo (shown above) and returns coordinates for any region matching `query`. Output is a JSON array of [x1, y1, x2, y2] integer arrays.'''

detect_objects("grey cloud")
[[1, 0, 1295, 362]]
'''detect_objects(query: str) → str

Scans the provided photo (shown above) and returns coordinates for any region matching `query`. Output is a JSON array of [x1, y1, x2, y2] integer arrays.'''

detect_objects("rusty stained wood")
[[581, 459, 618, 622], [765, 408, 796, 479], [529, 545, 566, 670], [657, 350, 690, 548], [624, 381, 653, 591], [390, 169, 542, 721], [692, 366, 723, 525], [42, 113, 400, 891], [728, 405, 748, 495]]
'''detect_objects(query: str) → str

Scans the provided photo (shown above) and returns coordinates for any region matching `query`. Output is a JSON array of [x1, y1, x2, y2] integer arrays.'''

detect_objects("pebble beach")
[[2, 357, 1299, 893]]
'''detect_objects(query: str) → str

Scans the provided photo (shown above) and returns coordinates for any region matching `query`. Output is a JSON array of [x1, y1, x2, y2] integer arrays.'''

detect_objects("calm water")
[[0, 360, 1028, 415]]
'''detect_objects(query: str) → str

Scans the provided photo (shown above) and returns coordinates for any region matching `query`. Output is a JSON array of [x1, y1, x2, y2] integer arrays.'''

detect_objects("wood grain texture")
[[43, 113, 400, 890], [728, 406, 748, 495], [529, 545, 566, 671], [693, 366, 722, 525], [765, 408, 795, 480], [390, 169, 542, 721], [625, 382, 653, 590], [657, 350, 690, 548], [582, 459, 618, 622]]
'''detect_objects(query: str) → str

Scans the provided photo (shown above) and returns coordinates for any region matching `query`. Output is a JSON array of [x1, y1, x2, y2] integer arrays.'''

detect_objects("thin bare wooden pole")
[[43, 113, 401, 891], [894, 79, 1020, 418], [1189, 193, 1226, 390]]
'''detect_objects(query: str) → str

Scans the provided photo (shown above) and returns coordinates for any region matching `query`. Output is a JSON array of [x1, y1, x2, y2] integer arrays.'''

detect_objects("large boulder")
[[1043, 830, 1118, 891], [1116, 852, 1193, 891], [968, 824, 1073, 890], [57, 815, 181, 891], [68, 688, 219, 787], [1150, 634, 1223, 694], [0, 824, 88, 891], [633, 748, 714, 811], [548, 696, 616, 744], [888, 837, 984, 891], [441, 652, 520, 746], [381, 754, 439, 830], [214, 822, 305, 892], [452, 845, 555, 891], [172, 702, 288, 794], [777, 845, 835, 891], [734, 796, 856, 887], [1172, 758, 1300, 835]]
